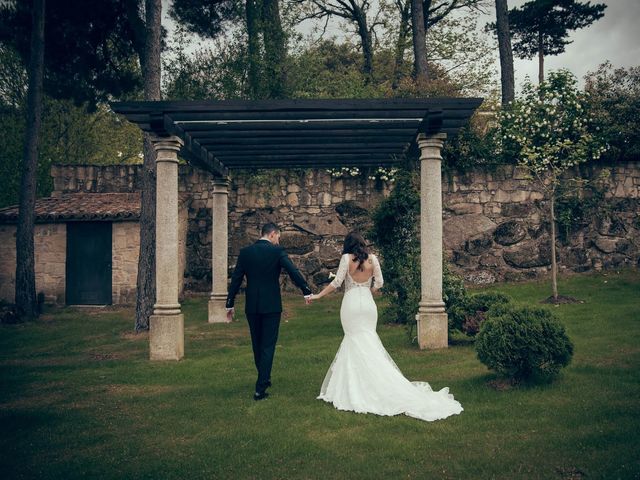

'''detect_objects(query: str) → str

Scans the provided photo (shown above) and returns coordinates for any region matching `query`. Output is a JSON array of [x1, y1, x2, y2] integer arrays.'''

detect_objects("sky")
[[494, 0, 640, 87], [161, 0, 640, 90]]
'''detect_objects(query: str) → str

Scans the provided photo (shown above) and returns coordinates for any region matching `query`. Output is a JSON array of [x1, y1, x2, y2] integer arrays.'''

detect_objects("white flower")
[[328, 272, 336, 280]]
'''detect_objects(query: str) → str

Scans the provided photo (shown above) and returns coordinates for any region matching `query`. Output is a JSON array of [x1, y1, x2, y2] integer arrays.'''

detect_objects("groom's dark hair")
[[261, 222, 280, 236]]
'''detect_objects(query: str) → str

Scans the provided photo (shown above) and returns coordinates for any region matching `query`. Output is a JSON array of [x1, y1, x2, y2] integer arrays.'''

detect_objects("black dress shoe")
[[253, 391, 269, 401]]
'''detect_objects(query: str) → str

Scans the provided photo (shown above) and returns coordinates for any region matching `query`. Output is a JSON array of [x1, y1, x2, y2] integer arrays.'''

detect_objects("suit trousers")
[[246, 312, 281, 394]]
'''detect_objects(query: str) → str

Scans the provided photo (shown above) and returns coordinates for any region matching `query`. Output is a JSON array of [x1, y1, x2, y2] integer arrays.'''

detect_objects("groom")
[[226, 223, 313, 401]]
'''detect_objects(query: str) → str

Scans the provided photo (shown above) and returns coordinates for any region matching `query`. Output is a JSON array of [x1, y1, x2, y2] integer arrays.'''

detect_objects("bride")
[[310, 232, 463, 422]]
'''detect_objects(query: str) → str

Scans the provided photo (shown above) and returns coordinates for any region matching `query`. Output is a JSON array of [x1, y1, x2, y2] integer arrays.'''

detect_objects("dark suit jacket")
[[226, 239, 312, 314]]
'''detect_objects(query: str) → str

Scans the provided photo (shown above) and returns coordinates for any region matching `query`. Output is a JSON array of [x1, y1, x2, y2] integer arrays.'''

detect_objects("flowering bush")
[[496, 69, 608, 172], [326, 167, 361, 178], [495, 70, 608, 302], [326, 166, 398, 183], [368, 167, 398, 183]]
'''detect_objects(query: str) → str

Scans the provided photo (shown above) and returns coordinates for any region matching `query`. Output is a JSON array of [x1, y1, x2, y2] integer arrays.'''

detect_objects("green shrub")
[[449, 291, 512, 335], [475, 306, 574, 382], [370, 169, 469, 332]]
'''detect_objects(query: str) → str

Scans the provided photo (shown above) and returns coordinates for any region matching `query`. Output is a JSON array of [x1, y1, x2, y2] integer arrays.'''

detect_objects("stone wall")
[[0, 223, 67, 304], [112, 221, 139, 304], [442, 163, 640, 283], [49, 161, 640, 291]]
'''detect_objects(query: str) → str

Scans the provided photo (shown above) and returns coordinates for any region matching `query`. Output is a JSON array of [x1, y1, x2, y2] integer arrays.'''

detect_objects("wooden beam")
[[197, 138, 412, 147], [111, 97, 483, 114]]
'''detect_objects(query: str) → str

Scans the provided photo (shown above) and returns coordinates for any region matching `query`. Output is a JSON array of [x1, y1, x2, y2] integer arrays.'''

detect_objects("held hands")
[[304, 294, 313, 305], [226, 307, 235, 321]]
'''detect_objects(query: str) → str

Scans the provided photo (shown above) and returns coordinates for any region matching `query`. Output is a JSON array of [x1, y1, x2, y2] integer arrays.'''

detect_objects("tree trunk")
[[135, 0, 162, 332], [246, 0, 262, 98], [392, 0, 411, 89], [538, 29, 544, 84], [550, 191, 558, 301], [495, 0, 515, 105], [422, 0, 432, 29], [353, 5, 374, 82], [411, 0, 428, 82], [262, 0, 287, 98], [15, 0, 45, 320]]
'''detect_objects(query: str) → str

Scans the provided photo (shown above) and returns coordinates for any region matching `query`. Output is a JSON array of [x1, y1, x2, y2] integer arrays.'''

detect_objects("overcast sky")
[[494, 0, 640, 87], [162, 0, 640, 90]]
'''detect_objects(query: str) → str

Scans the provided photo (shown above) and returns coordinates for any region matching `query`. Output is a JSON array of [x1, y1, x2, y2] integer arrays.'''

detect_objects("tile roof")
[[0, 193, 141, 224]]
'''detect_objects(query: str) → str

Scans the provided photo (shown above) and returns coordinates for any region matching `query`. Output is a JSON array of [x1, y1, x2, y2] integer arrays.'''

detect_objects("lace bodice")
[[330, 254, 383, 293]]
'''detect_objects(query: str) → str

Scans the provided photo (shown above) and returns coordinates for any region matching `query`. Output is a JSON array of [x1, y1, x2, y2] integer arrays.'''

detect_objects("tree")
[[169, 0, 240, 39], [405, 0, 487, 83], [584, 62, 640, 162], [497, 70, 607, 302], [494, 0, 514, 104], [0, 0, 141, 109], [508, 0, 606, 83], [293, 0, 383, 83], [0, 44, 142, 209], [170, 0, 287, 98], [14, 0, 45, 320], [410, 0, 428, 81], [125, 0, 163, 332], [1, 0, 144, 319]]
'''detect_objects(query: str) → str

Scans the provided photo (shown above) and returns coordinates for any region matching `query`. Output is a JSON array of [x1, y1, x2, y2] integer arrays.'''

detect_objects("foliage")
[[554, 169, 610, 243], [287, 39, 387, 99], [369, 169, 421, 325], [0, 47, 142, 207], [0, 0, 142, 110], [442, 118, 504, 173], [506, 0, 606, 61], [448, 291, 512, 336], [169, 0, 242, 39], [497, 70, 608, 175], [163, 26, 248, 100], [496, 70, 608, 301], [475, 306, 574, 382], [424, 9, 498, 98], [584, 62, 640, 162], [369, 169, 468, 331], [0, 98, 143, 208]]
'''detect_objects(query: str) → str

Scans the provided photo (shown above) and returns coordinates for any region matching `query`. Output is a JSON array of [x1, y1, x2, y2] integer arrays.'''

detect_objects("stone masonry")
[[49, 161, 640, 292]]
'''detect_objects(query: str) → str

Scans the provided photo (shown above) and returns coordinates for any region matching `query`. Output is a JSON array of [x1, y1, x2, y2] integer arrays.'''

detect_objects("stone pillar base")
[[149, 314, 184, 360], [208, 295, 230, 323], [416, 311, 449, 349]]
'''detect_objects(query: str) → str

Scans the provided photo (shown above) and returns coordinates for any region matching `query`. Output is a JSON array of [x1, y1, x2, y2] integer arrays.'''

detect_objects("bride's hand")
[[311, 294, 320, 301]]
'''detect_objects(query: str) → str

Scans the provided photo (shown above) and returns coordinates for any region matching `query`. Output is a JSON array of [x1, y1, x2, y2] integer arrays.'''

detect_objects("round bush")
[[449, 291, 512, 335], [475, 306, 574, 382]]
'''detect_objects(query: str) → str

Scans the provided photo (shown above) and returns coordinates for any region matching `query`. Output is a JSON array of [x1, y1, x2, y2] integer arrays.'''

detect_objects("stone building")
[[0, 192, 188, 306]]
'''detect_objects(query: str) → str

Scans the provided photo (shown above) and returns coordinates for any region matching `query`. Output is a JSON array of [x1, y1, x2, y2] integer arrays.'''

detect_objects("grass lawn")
[[1, 270, 639, 479]]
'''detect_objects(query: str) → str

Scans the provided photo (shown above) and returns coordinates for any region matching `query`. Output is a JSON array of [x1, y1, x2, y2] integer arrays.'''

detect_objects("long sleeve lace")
[[372, 255, 384, 289], [330, 254, 349, 289]]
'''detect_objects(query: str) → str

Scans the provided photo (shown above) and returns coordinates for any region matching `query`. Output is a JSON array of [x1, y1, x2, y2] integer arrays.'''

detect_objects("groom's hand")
[[226, 307, 235, 321], [304, 294, 313, 305]]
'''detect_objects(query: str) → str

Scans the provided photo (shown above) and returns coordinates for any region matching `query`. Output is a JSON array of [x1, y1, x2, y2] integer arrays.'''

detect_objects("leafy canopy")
[[508, 0, 606, 60], [497, 69, 607, 180], [0, 0, 142, 110]]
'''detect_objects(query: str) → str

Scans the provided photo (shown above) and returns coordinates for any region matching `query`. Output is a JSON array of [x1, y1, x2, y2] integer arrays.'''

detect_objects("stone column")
[[208, 176, 230, 323], [416, 133, 448, 349], [149, 135, 185, 360]]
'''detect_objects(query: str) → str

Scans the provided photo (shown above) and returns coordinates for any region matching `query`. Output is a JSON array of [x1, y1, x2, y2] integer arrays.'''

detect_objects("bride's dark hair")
[[342, 231, 369, 271]]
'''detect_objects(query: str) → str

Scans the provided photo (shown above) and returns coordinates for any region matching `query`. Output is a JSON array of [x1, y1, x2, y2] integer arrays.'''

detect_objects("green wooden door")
[[66, 222, 112, 305]]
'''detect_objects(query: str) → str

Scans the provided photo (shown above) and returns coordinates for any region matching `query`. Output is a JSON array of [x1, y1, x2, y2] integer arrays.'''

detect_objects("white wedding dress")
[[317, 254, 464, 422]]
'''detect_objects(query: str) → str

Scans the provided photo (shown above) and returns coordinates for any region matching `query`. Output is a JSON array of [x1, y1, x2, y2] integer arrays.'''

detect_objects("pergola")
[[111, 98, 482, 360]]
